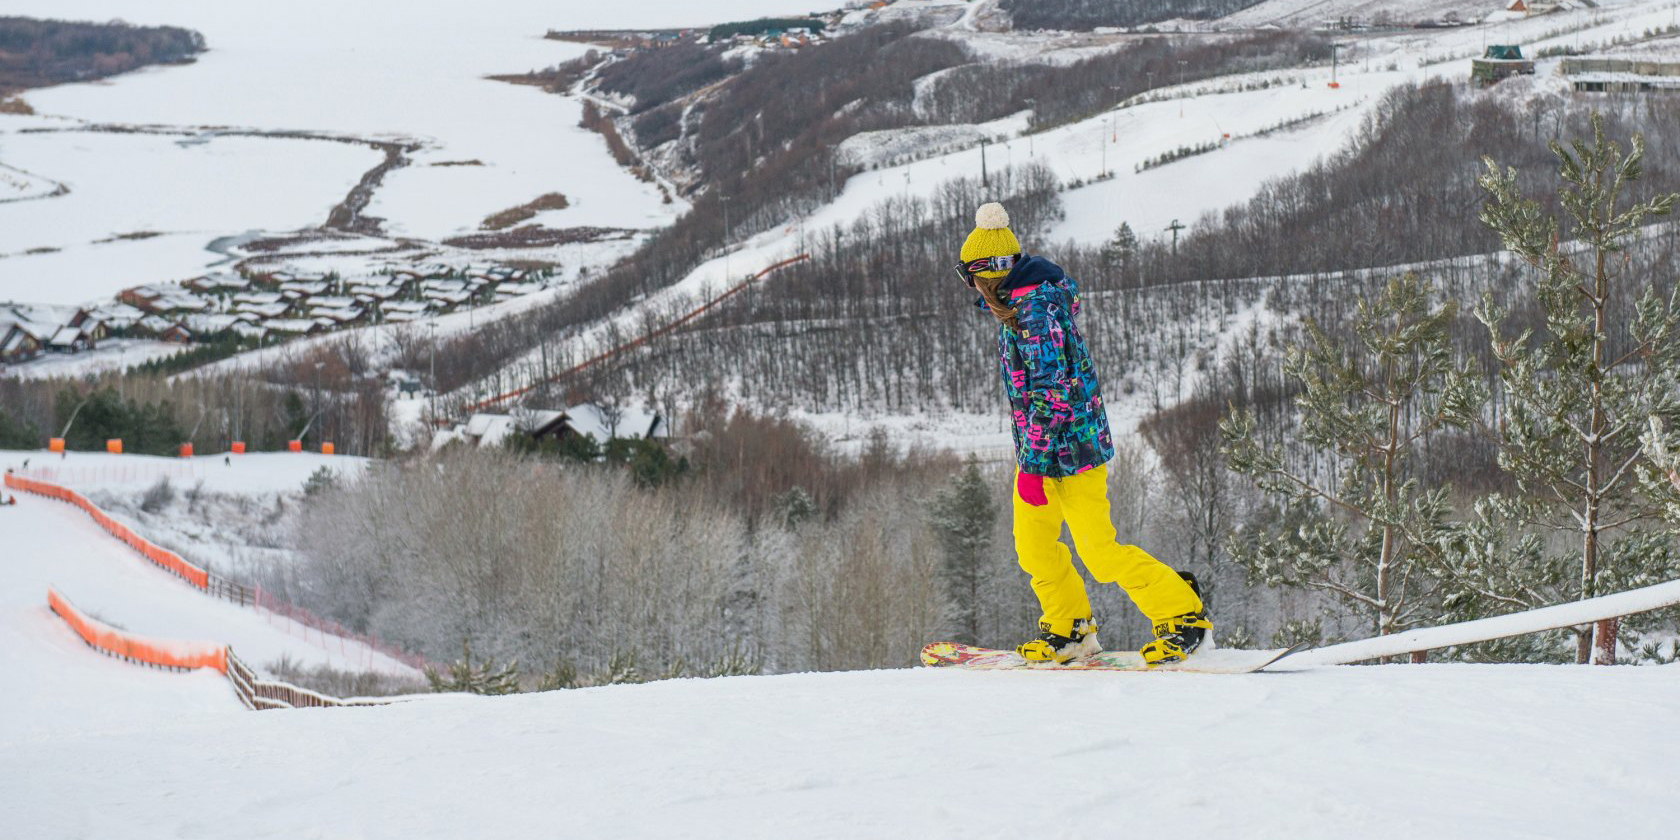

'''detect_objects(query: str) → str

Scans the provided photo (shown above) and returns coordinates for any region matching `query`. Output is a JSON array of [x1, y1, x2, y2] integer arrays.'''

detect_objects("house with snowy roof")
[[183, 313, 255, 336], [86, 303, 144, 333], [47, 324, 98, 353], [554, 403, 667, 445], [1, 322, 44, 364]]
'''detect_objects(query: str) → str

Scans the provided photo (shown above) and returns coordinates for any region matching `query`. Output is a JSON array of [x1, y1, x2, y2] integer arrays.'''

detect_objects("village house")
[[232, 322, 267, 342], [183, 313, 255, 337], [131, 314, 181, 339], [379, 300, 431, 323], [264, 318, 325, 337], [158, 322, 194, 344], [1, 322, 45, 364], [234, 301, 292, 320], [117, 285, 170, 312], [85, 303, 145, 334], [233, 291, 286, 307], [154, 292, 215, 315], [309, 303, 366, 325], [279, 280, 331, 299], [47, 324, 99, 354], [494, 281, 543, 302], [450, 404, 667, 451], [185, 273, 251, 294]]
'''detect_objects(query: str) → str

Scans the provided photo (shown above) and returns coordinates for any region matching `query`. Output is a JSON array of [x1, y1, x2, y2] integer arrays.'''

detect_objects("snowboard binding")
[[1140, 572, 1212, 666], [1017, 617, 1101, 664]]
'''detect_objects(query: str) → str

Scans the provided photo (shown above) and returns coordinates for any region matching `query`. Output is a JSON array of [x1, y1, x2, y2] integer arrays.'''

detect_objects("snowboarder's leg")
[[1012, 470, 1097, 661], [1056, 465, 1202, 625]]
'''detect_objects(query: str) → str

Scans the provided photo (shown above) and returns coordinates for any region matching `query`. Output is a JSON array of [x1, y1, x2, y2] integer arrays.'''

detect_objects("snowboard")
[[919, 640, 1312, 674]]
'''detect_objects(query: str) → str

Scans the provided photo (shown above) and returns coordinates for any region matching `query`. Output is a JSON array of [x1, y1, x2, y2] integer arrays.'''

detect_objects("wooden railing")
[[46, 586, 409, 711], [1289, 578, 1680, 667]]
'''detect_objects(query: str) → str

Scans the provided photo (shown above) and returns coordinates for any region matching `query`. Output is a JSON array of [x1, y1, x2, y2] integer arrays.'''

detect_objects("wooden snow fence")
[[48, 587, 226, 673], [46, 587, 400, 711]]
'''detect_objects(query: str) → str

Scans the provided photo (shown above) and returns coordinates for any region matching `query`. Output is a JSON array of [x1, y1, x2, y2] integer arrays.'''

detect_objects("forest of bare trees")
[[999, 0, 1270, 30]]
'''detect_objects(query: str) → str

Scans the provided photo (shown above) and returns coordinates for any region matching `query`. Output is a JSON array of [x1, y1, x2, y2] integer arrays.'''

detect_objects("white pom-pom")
[[975, 202, 1010, 230]]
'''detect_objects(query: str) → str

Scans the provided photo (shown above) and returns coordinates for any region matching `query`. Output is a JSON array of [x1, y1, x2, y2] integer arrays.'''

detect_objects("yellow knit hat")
[[960, 202, 1021, 279]]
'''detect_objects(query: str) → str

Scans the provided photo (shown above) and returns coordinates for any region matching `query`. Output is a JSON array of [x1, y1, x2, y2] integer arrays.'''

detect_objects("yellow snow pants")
[[1014, 465, 1202, 633]]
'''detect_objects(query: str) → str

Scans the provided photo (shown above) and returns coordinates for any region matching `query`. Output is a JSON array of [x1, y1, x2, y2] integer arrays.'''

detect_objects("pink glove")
[[1017, 472, 1047, 507]]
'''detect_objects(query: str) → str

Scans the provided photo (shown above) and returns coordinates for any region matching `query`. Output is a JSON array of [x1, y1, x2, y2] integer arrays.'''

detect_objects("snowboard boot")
[[1140, 572, 1211, 666], [1018, 617, 1101, 664]]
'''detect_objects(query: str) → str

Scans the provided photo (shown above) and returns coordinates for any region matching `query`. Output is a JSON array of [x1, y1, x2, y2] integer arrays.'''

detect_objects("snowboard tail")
[[920, 641, 1311, 674]]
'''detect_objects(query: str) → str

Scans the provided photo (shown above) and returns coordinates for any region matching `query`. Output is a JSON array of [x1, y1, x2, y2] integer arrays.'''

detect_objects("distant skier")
[[956, 202, 1210, 665]]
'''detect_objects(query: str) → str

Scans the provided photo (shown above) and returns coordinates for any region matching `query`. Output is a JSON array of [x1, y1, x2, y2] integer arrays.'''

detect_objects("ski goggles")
[[952, 254, 1020, 289]]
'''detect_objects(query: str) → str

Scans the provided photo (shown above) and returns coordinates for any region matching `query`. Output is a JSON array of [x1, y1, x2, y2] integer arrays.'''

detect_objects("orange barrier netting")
[[48, 587, 227, 673], [5, 473, 210, 589]]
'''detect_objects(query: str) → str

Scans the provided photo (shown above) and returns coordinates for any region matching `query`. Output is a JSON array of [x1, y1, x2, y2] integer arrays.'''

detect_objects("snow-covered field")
[[3, 657, 1676, 838], [4, 449, 366, 495], [0, 0, 826, 310]]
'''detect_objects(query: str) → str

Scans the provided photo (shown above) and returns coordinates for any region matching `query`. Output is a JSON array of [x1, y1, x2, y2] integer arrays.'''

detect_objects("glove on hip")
[[1017, 471, 1047, 507]]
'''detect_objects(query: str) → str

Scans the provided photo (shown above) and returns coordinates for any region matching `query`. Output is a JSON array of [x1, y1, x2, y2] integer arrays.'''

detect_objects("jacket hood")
[[973, 254, 1065, 311], [999, 254, 1066, 293]]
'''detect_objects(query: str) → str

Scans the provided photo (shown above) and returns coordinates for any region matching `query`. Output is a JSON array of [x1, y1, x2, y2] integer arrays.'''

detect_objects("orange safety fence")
[[5, 473, 210, 590], [48, 587, 227, 673]]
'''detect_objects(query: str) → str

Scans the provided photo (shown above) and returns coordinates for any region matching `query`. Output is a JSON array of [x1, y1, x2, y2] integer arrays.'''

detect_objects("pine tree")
[[1465, 114, 1680, 663], [927, 457, 996, 645], [1222, 273, 1482, 642], [1104, 222, 1138, 284], [425, 639, 521, 695]]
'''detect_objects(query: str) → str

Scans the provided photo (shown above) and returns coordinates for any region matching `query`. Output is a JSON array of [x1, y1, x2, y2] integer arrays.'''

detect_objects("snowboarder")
[[956, 202, 1211, 665]]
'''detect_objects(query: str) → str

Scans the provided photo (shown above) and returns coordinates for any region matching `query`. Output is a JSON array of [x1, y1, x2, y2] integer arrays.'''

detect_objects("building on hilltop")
[[1471, 44, 1535, 86], [1561, 56, 1680, 94]]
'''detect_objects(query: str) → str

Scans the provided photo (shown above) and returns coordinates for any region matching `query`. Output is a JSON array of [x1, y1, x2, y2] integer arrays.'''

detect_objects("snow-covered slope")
[[0, 460, 418, 739], [4, 660, 1677, 838]]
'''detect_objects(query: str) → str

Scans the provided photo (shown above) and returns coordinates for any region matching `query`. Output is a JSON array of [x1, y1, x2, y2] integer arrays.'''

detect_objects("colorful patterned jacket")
[[990, 256, 1115, 478]]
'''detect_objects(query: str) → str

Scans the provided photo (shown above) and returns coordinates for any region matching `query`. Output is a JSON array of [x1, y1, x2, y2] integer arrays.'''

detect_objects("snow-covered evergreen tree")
[[426, 639, 521, 695], [1222, 273, 1482, 643], [1455, 115, 1680, 663], [927, 458, 996, 645]]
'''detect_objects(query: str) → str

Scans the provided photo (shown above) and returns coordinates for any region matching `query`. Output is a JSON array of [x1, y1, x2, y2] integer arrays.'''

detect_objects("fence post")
[[1592, 617, 1619, 665], [1410, 650, 1427, 664]]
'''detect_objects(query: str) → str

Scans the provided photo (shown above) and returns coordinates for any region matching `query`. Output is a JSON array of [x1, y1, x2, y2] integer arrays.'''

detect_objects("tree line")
[[0, 17, 204, 91], [0, 338, 390, 456], [999, 0, 1270, 30]]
